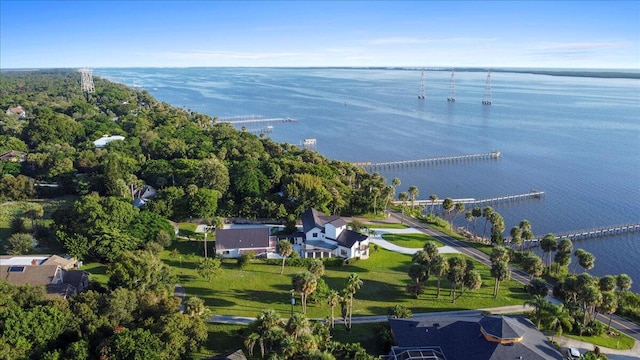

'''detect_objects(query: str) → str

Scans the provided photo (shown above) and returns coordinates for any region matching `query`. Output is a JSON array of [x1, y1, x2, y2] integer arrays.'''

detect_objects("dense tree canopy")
[[0, 70, 387, 218]]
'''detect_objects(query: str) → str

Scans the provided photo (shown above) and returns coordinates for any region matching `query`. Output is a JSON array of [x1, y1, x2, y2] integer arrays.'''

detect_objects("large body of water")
[[95, 68, 640, 292]]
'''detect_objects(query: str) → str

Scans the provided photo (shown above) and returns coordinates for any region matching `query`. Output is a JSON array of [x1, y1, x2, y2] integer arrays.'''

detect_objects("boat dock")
[[217, 115, 297, 125], [525, 222, 640, 247], [354, 151, 500, 171], [391, 190, 544, 207]]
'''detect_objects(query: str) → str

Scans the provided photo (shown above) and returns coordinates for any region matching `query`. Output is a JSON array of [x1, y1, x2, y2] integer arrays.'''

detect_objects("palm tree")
[[442, 198, 454, 227], [524, 295, 551, 328], [277, 240, 294, 275], [447, 265, 465, 303], [429, 194, 438, 215], [307, 259, 325, 279], [572, 249, 586, 273], [540, 233, 558, 271], [471, 206, 482, 231], [345, 273, 363, 329], [285, 313, 311, 340], [490, 261, 510, 298], [616, 273, 633, 293], [249, 309, 283, 357], [391, 177, 401, 199], [371, 187, 381, 214], [490, 245, 510, 264], [519, 219, 532, 251], [546, 304, 573, 341], [510, 226, 522, 250], [598, 292, 618, 330], [398, 192, 409, 222], [462, 269, 482, 295], [577, 250, 595, 273], [464, 211, 473, 231], [293, 271, 317, 314], [482, 207, 494, 239], [430, 255, 449, 299], [327, 290, 340, 328], [521, 252, 543, 280], [244, 332, 260, 357], [451, 202, 465, 228], [408, 186, 419, 209]]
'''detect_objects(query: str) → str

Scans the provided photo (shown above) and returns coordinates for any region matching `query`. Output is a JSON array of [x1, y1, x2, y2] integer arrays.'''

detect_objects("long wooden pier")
[[525, 222, 640, 247], [217, 115, 297, 125], [391, 190, 544, 208], [354, 151, 500, 171]]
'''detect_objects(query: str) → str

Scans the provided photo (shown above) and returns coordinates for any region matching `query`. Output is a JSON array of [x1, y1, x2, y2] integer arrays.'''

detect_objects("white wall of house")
[[305, 227, 323, 241]]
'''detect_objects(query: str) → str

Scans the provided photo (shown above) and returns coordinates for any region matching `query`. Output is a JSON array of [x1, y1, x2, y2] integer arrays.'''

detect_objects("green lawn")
[[146, 241, 529, 320], [381, 233, 444, 248], [565, 330, 635, 350], [365, 222, 409, 229]]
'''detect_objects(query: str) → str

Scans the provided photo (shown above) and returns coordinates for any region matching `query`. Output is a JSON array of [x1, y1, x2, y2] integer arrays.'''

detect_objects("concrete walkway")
[[369, 228, 460, 255]]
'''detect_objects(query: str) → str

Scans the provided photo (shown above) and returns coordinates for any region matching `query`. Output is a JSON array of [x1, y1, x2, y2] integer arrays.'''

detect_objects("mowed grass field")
[[380, 232, 445, 248], [157, 238, 530, 320]]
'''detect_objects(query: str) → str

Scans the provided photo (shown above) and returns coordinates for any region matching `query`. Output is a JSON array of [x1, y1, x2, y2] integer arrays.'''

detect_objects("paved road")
[[389, 211, 640, 344]]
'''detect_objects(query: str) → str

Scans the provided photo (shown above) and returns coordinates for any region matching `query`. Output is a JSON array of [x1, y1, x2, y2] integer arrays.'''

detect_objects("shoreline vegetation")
[[2, 66, 639, 80]]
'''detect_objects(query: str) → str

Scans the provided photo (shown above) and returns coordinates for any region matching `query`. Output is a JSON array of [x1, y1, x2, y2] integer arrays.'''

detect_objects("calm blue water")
[[95, 68, 640, 291]]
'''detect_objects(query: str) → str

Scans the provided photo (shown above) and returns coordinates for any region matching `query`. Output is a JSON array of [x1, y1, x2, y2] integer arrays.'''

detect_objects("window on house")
[[340, 249, 347, 256], [223, 251, 230, 255], [312, 232, 318, 238]]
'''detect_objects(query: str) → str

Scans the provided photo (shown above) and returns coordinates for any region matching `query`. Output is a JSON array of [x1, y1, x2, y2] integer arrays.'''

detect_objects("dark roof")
[[63, 270, 88, 289], [45, 283, 76, 298], [301, 208, 347, 233], [215, 228, 271, 250], [205, 349, 247, 360], [1, 264, 59, 286], [389, 315, 563, 360], [336, 229, 368, 248], [479, 315, 528, 340]]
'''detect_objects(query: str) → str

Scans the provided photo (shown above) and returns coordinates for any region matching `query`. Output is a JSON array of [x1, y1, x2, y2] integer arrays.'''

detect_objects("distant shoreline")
[[2, 67, 639, 80]]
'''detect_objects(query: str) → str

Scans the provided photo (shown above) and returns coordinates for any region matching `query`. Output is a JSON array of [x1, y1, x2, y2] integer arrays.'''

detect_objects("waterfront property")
[[214, 208, 370, 260], [386, 314, 563, 360]]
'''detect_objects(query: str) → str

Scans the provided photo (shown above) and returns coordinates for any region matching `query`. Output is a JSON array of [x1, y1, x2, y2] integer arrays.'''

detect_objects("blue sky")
[[1, 1, 638, 69]]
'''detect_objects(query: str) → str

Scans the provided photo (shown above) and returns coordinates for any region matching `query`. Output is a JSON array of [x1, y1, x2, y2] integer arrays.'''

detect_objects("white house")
[[300, 208, 369, 259], [213, 208, 370, 260]]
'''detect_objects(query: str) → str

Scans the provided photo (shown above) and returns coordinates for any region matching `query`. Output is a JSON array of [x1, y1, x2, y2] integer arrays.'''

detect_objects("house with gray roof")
[[213, 208, 370, 260], [0, 255, 89, 299], [215, 227, 277, 258], [301, 208, 369, 259], [386, 314, 563, 360]]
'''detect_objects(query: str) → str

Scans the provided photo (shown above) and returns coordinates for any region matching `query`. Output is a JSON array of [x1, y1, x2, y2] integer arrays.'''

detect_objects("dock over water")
[[525, 222, 640, 247], [354, 151, 500, 171], [217, 115, 297, 126], [391, 190, 545, 208]]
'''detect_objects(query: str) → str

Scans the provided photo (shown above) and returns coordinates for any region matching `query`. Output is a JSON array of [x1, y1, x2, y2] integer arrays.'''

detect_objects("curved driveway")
[[370, 228, 460, 255]]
